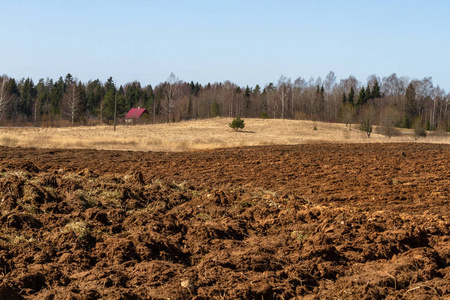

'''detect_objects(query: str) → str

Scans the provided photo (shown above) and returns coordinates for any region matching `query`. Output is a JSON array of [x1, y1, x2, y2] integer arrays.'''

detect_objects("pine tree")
[[229, 116, 245, 131], [342, 92, 347, 104]]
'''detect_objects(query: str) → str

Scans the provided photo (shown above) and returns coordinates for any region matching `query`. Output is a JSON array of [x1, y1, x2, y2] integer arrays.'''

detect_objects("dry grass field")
[[0, 118, 448, 151]]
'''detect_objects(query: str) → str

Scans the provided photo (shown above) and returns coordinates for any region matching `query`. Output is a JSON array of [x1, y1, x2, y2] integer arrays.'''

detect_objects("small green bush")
[[260, 111, 270, 119], [229, 116, 245, 131]]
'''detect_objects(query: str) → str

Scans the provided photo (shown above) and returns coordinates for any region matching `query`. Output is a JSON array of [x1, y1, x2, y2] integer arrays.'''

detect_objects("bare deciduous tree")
[[277, 75, 291, 119], [379, 105, 401, 137], [359, 105, 377, 138], [62, 81, 82, 125], [340, 75, 360, 95], [163, 73, 183, 122], [324, 71, 336, 94], [339, 103, 356, 128], [0, 75, 12, 121]]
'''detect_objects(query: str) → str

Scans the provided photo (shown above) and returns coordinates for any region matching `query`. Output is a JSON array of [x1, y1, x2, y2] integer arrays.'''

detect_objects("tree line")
[[0, 71, 449, 132]]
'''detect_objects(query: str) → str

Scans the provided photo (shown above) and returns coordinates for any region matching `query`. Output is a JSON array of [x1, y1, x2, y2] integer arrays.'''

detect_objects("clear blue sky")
[[1, 0, 449, 91]]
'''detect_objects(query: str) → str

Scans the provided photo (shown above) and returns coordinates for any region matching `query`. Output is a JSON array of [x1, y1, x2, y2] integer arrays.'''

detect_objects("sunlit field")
[[0, 118, 448, 151]]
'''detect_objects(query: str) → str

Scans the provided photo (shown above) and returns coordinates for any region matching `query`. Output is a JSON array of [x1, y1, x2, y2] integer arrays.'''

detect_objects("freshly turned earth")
[[0, 143, 449, 299]]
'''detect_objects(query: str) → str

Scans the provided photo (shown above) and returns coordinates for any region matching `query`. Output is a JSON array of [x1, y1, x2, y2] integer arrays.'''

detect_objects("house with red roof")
[[124, 107, 151, 124]]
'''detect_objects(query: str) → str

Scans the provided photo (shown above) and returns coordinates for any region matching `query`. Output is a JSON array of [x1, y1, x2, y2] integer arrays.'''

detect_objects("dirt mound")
[[0, 143, 448, 299]]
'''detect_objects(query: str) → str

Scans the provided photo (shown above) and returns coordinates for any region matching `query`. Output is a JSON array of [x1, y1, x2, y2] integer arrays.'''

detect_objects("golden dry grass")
[[0, 118, 448, 151]]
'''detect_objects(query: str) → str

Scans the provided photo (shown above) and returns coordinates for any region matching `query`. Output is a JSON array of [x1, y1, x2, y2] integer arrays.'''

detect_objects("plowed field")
[[0, 143, 449, 299]]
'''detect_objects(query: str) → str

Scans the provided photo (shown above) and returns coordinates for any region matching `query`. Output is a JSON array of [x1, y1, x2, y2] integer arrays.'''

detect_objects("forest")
[[0, 71, 449, 132]]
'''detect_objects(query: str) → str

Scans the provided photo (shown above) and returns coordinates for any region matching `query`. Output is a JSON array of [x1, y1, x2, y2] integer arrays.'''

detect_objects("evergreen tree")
[[348, 87, 355, 106], [372, 80, 381, 98], [194, 82, 201, 96], [366, 84, 372, 101], [50, 77, 64, 115], [244, 85, 251, 98], [144, 84, 154, 109], [35, 78, 50, 118], [7, 78, 20, 96], [116, 86, 127, 117], [102, 90, 116, 122], [64, 73, 74, 88], [105, 77, 116, 94], [357, 87, 366, 106], [6, 78, 20, 119], [210, 100, 220, 117], [253, 84, 261, 96], [229, 116, 245, 131], [86, 79, 104, 116], [125, 82, 141, 109], [77, 82, 87, 117], [342, 92, 347, 104], [405, 83, 418, 124], [19, 78, 37, 117], [102, 77, 116, 122]]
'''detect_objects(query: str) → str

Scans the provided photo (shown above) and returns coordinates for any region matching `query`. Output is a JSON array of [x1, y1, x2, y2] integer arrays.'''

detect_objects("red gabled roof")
[[125, 108, 149, 119]]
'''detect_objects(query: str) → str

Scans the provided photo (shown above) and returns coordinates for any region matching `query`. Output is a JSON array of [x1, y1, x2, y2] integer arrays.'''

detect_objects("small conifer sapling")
[[229, 116, 245, 131]]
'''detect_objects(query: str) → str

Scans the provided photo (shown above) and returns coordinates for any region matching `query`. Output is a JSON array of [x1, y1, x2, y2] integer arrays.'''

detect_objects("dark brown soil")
[[0, 143, 449, 299]]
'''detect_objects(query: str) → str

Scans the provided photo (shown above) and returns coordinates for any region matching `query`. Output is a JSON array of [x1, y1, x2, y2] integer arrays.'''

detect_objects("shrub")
[[260, 111, 270, 119], [378, 125, 401, 138], [413, 116, 427, 138], [229, 116, 245, 131]]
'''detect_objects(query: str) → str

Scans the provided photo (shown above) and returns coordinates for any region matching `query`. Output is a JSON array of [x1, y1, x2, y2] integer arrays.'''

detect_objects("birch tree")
[[62, 81, 82, 125], [277, 75, 291, 119], [163, 73, 183, 122], [0, 75, 12, 120]]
